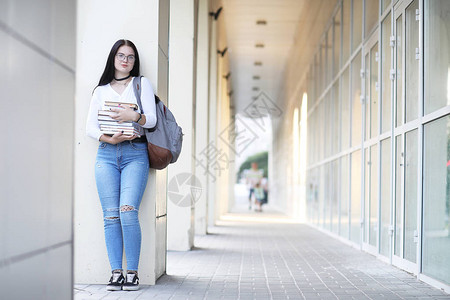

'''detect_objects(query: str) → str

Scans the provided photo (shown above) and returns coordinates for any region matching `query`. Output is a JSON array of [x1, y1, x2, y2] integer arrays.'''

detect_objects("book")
[[100, 130, 140, 137], [100, 125, 140, 131], [98, 101, 143, 137], [104, 101, 138, 110], [99, 121, 144, 137], [99, 120, 133, 126], [98, 110, 118, 117], [100, 127, 143, 136]]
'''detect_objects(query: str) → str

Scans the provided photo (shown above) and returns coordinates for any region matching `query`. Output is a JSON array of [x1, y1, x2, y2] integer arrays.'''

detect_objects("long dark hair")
[[97, 39, 141, 87]]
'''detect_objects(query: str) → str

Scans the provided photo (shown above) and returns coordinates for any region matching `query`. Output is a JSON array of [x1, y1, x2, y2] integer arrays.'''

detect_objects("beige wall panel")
[[0, 0, 76, 69], [2, 29, 74, 260], [75, 0, 166, 284]]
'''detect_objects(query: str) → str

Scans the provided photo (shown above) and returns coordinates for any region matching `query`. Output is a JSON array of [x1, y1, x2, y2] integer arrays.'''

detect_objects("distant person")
[[260, 177, 269, 206], [86, 39, 157, 291], [245, 162, 263, 210], [254, 182, 265, 212]]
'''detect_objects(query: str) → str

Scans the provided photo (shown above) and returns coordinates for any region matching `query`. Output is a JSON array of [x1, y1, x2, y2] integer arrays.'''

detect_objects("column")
[[207, 16, 218, 228], [75, 0, 169, 284], [0, 0, 76, 299], [194, 0, 210, 235], [167, 0, 198, 251]]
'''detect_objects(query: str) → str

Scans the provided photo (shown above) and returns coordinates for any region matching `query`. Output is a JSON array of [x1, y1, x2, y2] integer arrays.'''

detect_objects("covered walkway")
[[4, 0, 450, 299], [74, 208, 449, 300]]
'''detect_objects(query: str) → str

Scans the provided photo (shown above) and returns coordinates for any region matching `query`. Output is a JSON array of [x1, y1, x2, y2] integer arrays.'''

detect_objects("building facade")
[[273, 0, 450, 291]]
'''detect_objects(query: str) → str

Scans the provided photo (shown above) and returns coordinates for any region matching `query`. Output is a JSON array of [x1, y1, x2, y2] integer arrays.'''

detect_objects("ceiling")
[[222, 0, 307, 114]]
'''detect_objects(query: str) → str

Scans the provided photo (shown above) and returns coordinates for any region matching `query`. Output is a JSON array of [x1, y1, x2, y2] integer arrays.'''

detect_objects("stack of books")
[[98, 101, 144, 137]]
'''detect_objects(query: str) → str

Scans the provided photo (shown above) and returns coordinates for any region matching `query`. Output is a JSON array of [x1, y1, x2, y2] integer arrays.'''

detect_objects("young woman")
[[86, 39, 157, 291]]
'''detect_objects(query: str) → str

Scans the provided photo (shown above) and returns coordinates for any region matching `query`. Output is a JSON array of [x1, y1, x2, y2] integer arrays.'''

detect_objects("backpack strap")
[[133, 76, 160, 111], [133, 76, 144, 114]]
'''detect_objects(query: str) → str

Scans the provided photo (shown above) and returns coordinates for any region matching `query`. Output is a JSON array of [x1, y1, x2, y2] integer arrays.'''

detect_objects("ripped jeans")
[[95, 141, 149, 271]]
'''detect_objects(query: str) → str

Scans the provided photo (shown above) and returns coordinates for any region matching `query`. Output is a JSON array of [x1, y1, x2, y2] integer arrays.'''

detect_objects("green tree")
[[237, 151, 268, 181]]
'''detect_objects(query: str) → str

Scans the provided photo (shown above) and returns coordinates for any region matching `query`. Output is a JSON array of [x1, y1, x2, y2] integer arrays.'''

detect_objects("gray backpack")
[[133, 76, 183, 169]]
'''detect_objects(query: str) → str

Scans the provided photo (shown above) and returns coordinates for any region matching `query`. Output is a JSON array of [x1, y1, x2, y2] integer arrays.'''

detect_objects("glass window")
[[365, 53, 370, 141], [364, 43, 379, 140], [342, 67, 351, 149], [351, 149, 362, 244], [319, 165, 325, 227], [381, 13, 392, 133], [395, 15, 403, 127], [370, 43, 379, 138], [352, 0, 363, 51], [380, 138, 391, 257], [319, 101, 325, 161], [382, 0, 391, 13], [365, 145, 378, 247], [309, 112, 314, 165], [324, 95, 331, 158], [405, 0, 419, 122], [321, 40, 327, 93], [334, 8, 342, 78], [423, 116, 450, 285], [343, 0, 351, 63], [309, 168, 319, 224], [333, 81, 340, 154], [327, 27, 333, 84], [331, 159, 339, 234], [365, 147, 369, 243], [308, 112, 314, 165], [394, 135, 403, 256], [424, 0, 450, 114], [314, 167, 320, 225], [314, 51, 322, 102], [352, 51, 362, 147], [308, 67, 315, 108], [340, 155, 350, 238], [365, 0, 380, 38], [324, 164, 330, 229], [404, 129, 418, 263]]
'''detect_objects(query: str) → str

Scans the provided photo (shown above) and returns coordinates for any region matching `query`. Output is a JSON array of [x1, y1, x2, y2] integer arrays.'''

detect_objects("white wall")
[[0, 0, 75, 299], [75, 0, 169, 284]]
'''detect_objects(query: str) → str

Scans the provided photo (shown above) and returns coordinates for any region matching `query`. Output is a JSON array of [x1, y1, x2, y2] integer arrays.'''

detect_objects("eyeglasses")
[[116, 53, 135, 62]]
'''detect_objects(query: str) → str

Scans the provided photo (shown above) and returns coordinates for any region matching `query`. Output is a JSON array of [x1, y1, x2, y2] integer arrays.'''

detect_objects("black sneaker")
[[106, 271, 124, 291], [123, 272, 139, 291]]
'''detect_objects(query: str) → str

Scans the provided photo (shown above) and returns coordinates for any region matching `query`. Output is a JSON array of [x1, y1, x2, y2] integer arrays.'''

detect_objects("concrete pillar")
[[75, 0, 169, 284], [0, 1, 76, 299], [215, 54, 232, 219], [194, 0, 210, 235], [207, 17, 218, 228], [167, 0, 198, 251]]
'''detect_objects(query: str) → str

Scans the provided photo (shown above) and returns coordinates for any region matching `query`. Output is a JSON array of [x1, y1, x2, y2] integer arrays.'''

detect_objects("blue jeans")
[[95, 141, 149, 271]]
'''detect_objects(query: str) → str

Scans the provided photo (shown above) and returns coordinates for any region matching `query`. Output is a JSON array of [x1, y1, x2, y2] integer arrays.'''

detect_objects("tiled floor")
[[74, 208, 450, 300]]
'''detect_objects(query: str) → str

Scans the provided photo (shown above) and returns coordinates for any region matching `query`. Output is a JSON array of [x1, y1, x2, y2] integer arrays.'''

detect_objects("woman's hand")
[[110, 105, 139, 123], [100, 132, 137, 144]]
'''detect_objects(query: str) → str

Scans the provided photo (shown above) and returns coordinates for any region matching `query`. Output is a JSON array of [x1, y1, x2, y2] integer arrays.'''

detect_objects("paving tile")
[[74, 214, 449, 300]]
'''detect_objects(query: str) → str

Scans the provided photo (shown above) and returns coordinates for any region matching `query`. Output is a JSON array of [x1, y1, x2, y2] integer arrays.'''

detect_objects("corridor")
[[74, 209, 449, 300], [4, 0, 450, 298]]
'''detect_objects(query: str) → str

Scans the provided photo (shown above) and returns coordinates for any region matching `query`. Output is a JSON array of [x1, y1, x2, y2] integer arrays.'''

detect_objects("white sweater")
[[86, 77, 157, 141]]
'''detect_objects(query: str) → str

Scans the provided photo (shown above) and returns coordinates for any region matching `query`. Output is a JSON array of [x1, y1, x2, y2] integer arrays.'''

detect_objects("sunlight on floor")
[[220, 213, 303, 224], [226, 183, 303, 224]]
